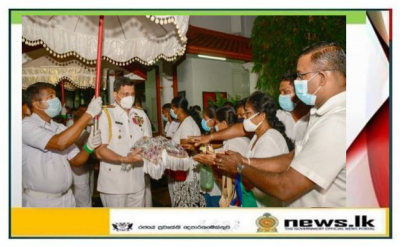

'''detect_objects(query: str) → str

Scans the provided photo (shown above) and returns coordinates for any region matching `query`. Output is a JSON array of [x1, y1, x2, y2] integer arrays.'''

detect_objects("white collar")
[[30, 113, 60, 132], [310, 91, 346, 116], [30, 113, 54, 127], [112, 102, 134, 117]]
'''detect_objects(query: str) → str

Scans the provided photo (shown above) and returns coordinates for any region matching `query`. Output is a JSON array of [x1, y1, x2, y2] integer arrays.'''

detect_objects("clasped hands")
[[122, 148, 143, 164], [193, 150, 244, 174], [120, 148, 143, 172]]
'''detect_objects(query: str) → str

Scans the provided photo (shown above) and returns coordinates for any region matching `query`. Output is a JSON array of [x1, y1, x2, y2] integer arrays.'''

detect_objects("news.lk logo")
[[284, 215, 375, 231]]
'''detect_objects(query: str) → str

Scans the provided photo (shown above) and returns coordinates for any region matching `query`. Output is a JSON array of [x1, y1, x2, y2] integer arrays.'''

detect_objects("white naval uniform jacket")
[[97, 103, 152, 195], [22, 113, 79, 207]]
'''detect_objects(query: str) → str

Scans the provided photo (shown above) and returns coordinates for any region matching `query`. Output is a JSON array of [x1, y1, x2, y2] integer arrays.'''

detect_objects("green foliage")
[[207, 92, 242, 108], [251, 16, 346, 100]]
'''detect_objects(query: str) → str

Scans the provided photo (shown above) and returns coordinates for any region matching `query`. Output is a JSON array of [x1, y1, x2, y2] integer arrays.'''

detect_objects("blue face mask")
[[162, 114, 168, 122], [170, 108, 177, 119], [201, 119, 212, 132], [43, 97, 62, 118], [279, 94, 297, 112], [294, 73, 322, 106]]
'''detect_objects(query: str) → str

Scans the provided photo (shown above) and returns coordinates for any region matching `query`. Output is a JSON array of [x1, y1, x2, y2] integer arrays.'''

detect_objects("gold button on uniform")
[[130, 135, 132, 138], [118, 135, 121, 139], [109, 168, 111, 171]]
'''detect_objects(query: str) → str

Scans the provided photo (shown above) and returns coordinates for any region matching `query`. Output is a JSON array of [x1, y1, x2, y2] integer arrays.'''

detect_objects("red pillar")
[[94, 16, 104, 129], [61, 80, 65, 106], [94, 15, 104, 99], [155, 66, 162, 136], [172, 64, 178, 97]]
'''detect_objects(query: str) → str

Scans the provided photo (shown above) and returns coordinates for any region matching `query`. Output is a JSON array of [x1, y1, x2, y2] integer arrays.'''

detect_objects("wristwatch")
[[236, 163, 245, 174]]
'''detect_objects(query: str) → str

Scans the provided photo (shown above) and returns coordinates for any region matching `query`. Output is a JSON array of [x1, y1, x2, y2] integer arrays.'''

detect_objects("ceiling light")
[[198, 55, 226, 61]]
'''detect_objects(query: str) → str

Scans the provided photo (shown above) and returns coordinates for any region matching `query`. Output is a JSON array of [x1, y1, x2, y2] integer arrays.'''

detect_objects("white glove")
[[87, 126, 102, 150], [121, 163, 130, 172], [61, 104, 67, 116], [86, 96, 103, 118]]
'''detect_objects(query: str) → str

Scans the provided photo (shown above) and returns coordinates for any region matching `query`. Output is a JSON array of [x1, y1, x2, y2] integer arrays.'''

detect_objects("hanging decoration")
[[22, 15, 189, 66], [22, 55, 144, 91]]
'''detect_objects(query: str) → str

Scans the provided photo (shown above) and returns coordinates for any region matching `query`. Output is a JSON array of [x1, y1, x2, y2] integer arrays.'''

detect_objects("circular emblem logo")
[[256, 213, 279, 232]]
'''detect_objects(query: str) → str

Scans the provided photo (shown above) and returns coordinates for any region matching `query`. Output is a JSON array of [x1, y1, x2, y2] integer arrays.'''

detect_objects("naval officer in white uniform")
[[22, 82, 103, 207], [96, 77, 152, 207]]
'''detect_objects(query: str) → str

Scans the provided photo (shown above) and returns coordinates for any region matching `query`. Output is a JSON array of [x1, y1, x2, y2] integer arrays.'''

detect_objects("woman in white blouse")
[[194, 106, 250, 207], [242, 91, 294, 207], [170, 96, 205, 207]]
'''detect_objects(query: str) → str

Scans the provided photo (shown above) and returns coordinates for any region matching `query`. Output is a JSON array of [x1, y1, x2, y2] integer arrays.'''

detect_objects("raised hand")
[[187, 135, 212, 147], [86, 96, 103, 118]]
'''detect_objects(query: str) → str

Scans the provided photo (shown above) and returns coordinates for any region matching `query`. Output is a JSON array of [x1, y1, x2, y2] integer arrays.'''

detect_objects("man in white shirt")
[[201, 42, 346, 207], [276, 71, 311, 142], [96, 77, 152, 207], [162, 103, 179, 139], [70, 105, 94, 207], [22, 82, 102, 207]]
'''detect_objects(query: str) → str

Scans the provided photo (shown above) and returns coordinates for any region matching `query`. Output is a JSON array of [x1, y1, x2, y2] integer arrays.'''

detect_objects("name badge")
[[115, 121, 123, 125]]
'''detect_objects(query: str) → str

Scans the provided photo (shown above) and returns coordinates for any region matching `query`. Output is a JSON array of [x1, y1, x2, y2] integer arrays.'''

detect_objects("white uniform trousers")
[[71, 169, 92, 207], [100, 189, 145, 207], [22, 189, 76, 207], [71, 182, 92, 207]]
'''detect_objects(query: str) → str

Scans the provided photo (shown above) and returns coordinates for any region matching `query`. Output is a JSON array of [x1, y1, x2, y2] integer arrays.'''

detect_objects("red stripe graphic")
[[346, 100, 389, 207]]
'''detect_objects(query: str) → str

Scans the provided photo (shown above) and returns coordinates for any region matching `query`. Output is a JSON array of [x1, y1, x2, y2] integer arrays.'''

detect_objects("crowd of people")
[[21, 41, 346, 208]]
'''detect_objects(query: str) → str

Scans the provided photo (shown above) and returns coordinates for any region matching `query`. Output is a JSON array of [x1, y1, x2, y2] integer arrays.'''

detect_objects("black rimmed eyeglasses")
[[296, 69, 337, 80]]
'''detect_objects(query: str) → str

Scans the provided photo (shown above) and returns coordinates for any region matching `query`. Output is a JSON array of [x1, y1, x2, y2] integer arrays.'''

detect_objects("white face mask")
[[294, 73, 321, 106], [243, 112, 262, 132], [119, 95, 135, 110]]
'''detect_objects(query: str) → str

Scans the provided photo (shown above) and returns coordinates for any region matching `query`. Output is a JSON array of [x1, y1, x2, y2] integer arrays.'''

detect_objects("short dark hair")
[[281, 71, 297, 86], [113, 77, 135, 92], [162, 103, 172, 110], [204, 105, 217, 119], [171, 96, 188, 112], [25, 82, 56, 109], [215, 106, 237, 126], [235, 98, 247, 110], [193, 105, 201, 112], [223, 102, 234, 108], [298, 42, 346, 77]]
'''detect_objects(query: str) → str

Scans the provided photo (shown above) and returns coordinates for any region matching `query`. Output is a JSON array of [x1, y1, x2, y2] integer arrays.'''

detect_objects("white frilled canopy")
[[22, 56, 144, 91], [22, 15, 189, 66]]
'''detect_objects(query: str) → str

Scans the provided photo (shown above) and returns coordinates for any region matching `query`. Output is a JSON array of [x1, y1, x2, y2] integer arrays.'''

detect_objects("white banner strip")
[[110, 208, 388, 237]]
